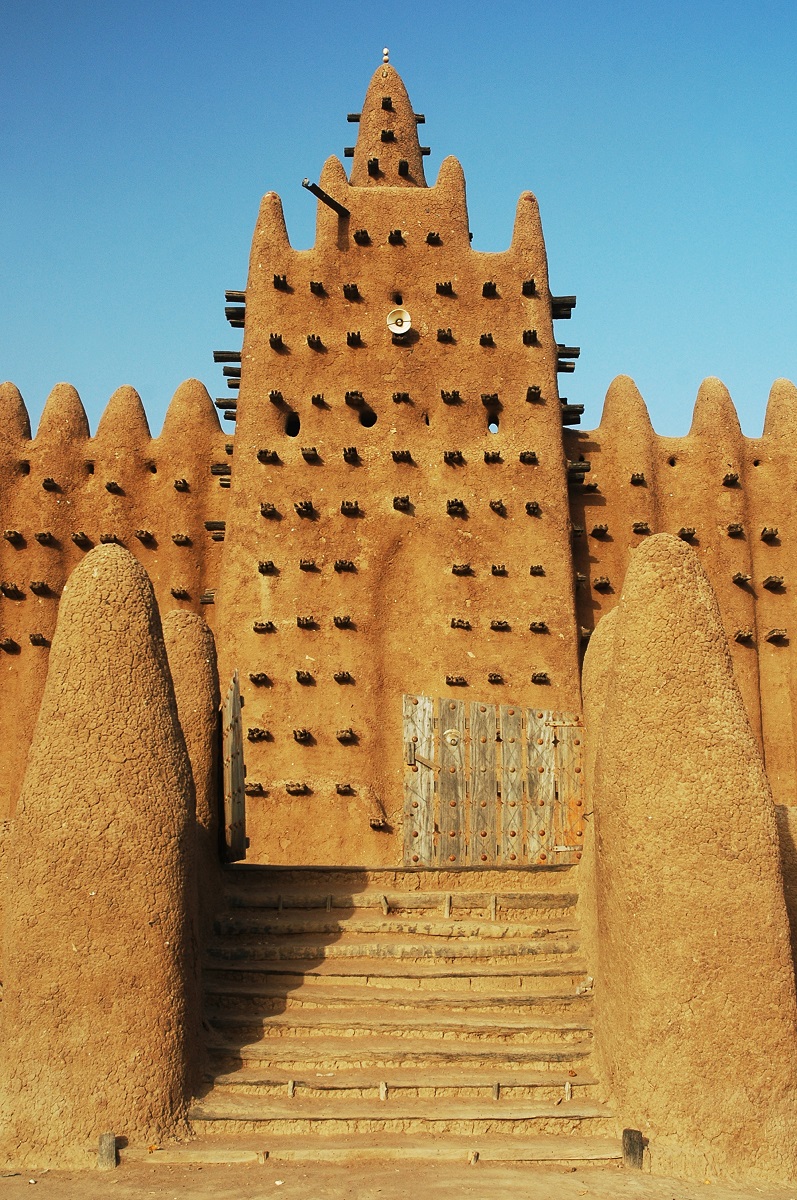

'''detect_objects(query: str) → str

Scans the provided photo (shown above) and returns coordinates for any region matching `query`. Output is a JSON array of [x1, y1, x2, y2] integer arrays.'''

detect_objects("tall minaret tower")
[[216, 55, 581, 865]]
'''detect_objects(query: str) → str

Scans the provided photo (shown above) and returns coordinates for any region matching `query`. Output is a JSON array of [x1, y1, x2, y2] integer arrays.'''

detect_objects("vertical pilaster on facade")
[[763, 377, 797, 438], [350, 63, 427, 188]]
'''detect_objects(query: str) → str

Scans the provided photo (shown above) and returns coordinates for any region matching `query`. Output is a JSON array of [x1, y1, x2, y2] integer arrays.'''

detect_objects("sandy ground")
[[2, 1161, 796, 1200]]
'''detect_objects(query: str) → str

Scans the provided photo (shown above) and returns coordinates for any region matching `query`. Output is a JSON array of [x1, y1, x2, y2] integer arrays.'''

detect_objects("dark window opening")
[[359, 408, 377, 428], [285, 411, 301, 437]]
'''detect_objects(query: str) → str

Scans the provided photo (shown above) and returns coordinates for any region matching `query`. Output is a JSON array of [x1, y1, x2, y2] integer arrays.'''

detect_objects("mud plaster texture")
[[163, 608, 222, 934], [0, 545, 200, 1169], [215, 62, 581, 864], [582, 534, 797, 1183]]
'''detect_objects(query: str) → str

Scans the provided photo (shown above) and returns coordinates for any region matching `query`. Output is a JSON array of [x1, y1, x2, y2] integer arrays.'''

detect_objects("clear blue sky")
[[1, 0, 795, 437]]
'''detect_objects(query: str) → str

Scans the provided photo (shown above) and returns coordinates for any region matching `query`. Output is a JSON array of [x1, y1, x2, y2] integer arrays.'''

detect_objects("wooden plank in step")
[[469, 702, 497, 864], [499, 705, 524, 863], [437, 697, 466, 865], [402, 694, 435, 865], [526, 709, 556, 865]]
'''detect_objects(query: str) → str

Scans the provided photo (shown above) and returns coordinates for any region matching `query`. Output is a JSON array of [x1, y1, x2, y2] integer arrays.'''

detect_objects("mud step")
[[205, 1064, 599, 1095], [226, 890, 578, 915], [215, 914, 578, 939], [206, 1009, 592, 1045], [122, 1132, 623, 1165], [222, 865, 576, 894], [206, 934, 580, 962], [205, 1034, 593, 1070], [204, 980, 591, 1017]]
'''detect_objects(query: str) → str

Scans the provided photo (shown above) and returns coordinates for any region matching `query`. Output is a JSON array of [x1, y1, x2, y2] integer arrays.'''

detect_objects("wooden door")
[[402, 696, 584, 867], [221, 670, 246, 861]]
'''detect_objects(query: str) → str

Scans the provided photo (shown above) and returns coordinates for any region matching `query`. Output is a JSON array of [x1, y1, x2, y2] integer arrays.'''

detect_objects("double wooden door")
[[402, 695, 584, 867]]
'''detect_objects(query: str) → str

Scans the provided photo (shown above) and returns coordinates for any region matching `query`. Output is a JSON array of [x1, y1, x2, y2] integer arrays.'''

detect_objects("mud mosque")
[[1, 53, 797, 1184]]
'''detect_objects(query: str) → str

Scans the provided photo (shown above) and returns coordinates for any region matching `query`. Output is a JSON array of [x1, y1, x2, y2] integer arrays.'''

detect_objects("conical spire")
[[350, 59, 426, 188]]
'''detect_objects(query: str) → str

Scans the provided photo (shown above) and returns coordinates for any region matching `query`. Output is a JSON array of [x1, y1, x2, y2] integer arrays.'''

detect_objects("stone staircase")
[[188, 865, 621, 1165]]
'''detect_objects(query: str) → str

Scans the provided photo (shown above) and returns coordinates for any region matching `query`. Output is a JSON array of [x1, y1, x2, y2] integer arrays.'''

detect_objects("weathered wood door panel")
[[403, 695, 584, 867], [222, 670, 246, 862]]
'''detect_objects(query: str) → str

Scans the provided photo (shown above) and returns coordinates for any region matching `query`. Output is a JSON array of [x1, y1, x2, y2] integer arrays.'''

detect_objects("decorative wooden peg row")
[[452, 563, 472, 576], [214, 351, 241, 364], [248, 727, 269, 742], [567, 461, 591, 478], [529, 564, 545, 576], [437, 328, 454, 343], [522, 329, 537, 346], [436, 281, 454, 296], [222, 365, 241, 378], [444, 450, 464, 465], [391, 495, 410, 512], [42, 477, 58, 492], [296, 615, 316, 628], [336, 727, 356, 743], [268, 390, 284, 406], [733, 571, 751, 585], [526, 385, 542, 403], [70, 531, 91, 548], [33, 531, 53, 546], [353, 229, 370, 245], [0, 637, 18, 652], [293, 728, 312, 744], [492, 564, 508, 576], [391, 449, 412, 464], [427, 232, 442, 245], [388, 229, 404, 245], [451, 618, 471, 629], [447, 498, 467, 516], [309, 281, 325, 296], [392, 392, 411, 404], [479, 333, 495, 347], [490, 619, 510, 631], [766, 628, 787, 643], [345, 390, 364, 407], [341, 500, 361, 516], [3, 530, 22, 544], [723, 471, 740, 487], [0, 581, 23, 598], [522, 278, 536, 297], [484, 451, 502, 464], [253, 620, 276, 633], [333, 614, 352, 629], [571, 526, 585, 537], [594, 576, 612, 592], [531, 671, 550, 685], [761, 526, 779, 542], [134, 529, 153, 544], [764, 575, 784, 590], [343, 283, 360, 300], [269, 333, 284, 350], [441, 390, 462, 405], [487, 673, 503, 684], [630, 472, 646, 486], [489, 499, 506, 516], [735, 628, 754, 643], [307, 334, 324, 351], [481, 393, 499, 408], [341, 447, 359, 465], [591, 524, 609, 537], [333, 670, 353, 683], [29, 581, 49, 596], [286, 781, 310, 795], [248, 672, 271, 685], [173, 478, 189, 492], [29, 633, 49, 647], [170, 586, 189, 599], [575, 573, 587, 585], [367, 157, 380, 177], [244, 781, 265, 796], [258, 561, 278, 575], [260, 503, 279, 519], [301, 447, 320, 462], [380, 129, 395, 143], [296, 670, 314, 684], [336, 782, 355, 794], [258, 450, 280, 466], [294, 501, 314, 518], [482, 281, 498, 298], [211, 461, 232, 476], [200, 590, 216, 604], [299, 559, 318, 572], [172, 533, 191, 546], [632, 521, 650, 534], [335, 559, 356, 572], [105, 480, 123, 494], [727, 522, 744, 536], [273, 273, 288, 290], [678, 527, 696, 541], [530, 620, 548, 633], [446, 675, 467, 686], [519, 451, 538, 465], [526, 501, 542, 516], [582, 480, 599, 492]]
